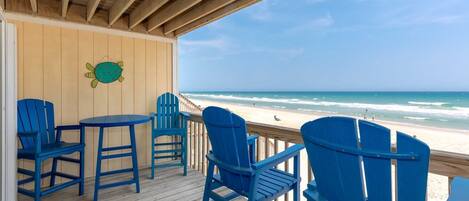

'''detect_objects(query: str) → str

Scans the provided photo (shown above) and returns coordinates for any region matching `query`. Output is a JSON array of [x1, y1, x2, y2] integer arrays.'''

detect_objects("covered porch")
[[1, 0, 469, 201]]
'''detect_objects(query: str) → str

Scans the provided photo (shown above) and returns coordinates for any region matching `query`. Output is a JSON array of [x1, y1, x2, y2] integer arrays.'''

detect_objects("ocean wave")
[[408, 101, 447, 106], [273, 105, 286, 109], [185, 93, 469, 118], [404, 116, 428, 121]]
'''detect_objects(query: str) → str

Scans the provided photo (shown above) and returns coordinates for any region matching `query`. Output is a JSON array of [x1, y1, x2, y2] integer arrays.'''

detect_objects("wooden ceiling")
[[3, 0, 260, 38]]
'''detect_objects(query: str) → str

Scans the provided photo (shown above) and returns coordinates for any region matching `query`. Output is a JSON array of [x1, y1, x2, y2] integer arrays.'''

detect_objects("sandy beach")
[[191, 99, 469, 201]]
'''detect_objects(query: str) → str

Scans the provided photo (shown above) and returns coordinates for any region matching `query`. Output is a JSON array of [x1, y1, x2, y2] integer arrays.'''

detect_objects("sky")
[[179, 0, 469, 92]]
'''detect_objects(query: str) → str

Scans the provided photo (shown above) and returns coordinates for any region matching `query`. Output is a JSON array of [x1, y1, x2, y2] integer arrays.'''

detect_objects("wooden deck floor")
[[18, 168, 207, 201]]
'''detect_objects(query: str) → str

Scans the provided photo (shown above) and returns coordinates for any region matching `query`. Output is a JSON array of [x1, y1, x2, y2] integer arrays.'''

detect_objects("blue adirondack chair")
[[202, 106, 304, 201], [300, 116, 430, 201], [17, 99, 85, 201], [150, 92, 189, 179], [448, 177, 469, 201]]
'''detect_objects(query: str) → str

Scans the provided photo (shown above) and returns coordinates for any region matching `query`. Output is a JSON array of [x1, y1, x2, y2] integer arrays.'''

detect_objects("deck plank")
[[18, 168, 206, 201]]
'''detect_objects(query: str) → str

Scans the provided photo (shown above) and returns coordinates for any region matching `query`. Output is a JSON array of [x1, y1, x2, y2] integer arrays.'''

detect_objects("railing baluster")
[[195, 122, 199, 171], [274, 139, 279, 168], [256, 135, 261, 162], [187, 120, 192, 171], [284, 141, 290, 201], [265, 136, 270, 158], [198, 122, 203, 172], [191, 122, 195, 169], [202, 124, 207, 175], [449, 176, 454, 194]]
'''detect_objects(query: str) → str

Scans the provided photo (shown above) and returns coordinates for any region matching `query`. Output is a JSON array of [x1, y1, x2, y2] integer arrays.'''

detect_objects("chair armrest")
[[180, 112, 190, 119], [18, 131, 40, 137], [247, 134, 258, 145], [56, 125, 81, 131], [149, 112, 157, 120], [252, 144, 304, 172], [56, 125, 82, 143], [18, 131, 42, 153], [206, 152, 254, 176]]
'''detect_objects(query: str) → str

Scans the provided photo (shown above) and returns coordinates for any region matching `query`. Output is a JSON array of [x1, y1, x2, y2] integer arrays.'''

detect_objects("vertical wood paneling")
[[60, 28, 79, 180], [145, 40, 157, 164], [156, 42, 167, 95], [108, 35, 123, 171], [166, 44, 173, 92], [121, 37, 135, 169], [43, 25, 62, 185], [133, 38, 147, 168], [23, 22, 43, 188], [78, 30, 95, 177], [93, 33, 109, 172], [23, 22, 43, 98], [13, 20, 174, 180]]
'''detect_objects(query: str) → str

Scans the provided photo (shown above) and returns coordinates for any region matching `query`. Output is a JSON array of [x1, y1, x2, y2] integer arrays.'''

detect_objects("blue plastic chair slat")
[[301, 117, 430, 201], [302, 117, 364, 201], [26, 100, 44, 143], [396, 131, 430, 201], [18, 101, 33, 148], [45, 102, 56, 143], [359, 120, 392, 201], [34, 100, 49, 144], [203, 106, 302, 201]]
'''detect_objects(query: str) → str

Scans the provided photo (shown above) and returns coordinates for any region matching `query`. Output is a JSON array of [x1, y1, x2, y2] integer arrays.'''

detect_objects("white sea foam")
[[185, 94, 469, 118], [408, 101, 447, 106], [273, 105, 286, 109], [404, 116, 428, 121]]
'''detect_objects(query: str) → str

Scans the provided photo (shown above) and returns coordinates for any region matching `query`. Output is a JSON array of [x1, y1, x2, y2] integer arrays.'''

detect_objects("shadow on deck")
[[18, 168, 208, 201]]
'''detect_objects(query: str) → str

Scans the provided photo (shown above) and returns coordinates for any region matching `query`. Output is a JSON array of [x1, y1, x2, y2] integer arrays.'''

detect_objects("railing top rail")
[[187, 112, 469, 178]]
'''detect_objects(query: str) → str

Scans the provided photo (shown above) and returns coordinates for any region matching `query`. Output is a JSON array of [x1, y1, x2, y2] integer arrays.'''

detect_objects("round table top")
[[80, 114, 150, 127]]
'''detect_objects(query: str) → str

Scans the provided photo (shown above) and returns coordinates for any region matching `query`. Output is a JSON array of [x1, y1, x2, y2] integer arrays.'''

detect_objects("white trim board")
[[4, 12, 177, 44]]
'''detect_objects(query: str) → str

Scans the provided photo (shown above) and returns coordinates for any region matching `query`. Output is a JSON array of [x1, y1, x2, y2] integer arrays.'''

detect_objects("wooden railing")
[[183, 112, 469, 200], [177, 93, 204, 113]]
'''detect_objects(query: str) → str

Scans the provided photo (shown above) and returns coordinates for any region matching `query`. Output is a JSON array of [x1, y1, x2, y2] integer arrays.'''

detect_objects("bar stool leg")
[[94, 127, 105, 201], [129, 125, 140, 193]]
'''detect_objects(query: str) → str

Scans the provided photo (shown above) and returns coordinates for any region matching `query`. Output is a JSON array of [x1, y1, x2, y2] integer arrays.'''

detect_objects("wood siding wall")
[[10, 19, 175, 184]]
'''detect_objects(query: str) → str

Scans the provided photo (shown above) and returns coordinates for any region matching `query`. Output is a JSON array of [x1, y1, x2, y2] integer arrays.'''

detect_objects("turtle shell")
[[94, 62, 123, 83]]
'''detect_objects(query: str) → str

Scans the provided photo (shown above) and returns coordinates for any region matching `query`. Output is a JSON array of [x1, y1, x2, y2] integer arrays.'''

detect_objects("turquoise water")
[[183, 92, 469, 130]]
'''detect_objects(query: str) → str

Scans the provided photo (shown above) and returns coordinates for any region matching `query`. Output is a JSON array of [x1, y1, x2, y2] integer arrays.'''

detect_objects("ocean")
[[183, 91, 469, 130]]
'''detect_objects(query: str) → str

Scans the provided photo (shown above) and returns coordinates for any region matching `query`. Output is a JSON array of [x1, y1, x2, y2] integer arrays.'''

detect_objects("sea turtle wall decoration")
[[85, 61, 124, 88]]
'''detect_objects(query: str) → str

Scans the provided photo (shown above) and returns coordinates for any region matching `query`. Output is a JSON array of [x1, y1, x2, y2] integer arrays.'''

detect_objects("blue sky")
[[179, 0, 469, 92]]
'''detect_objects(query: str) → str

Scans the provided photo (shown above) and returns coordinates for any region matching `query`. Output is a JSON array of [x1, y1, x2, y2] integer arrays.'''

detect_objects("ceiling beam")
[[109, 0, 136, 26], [147, 0, 202, 32], [62, 0, 70, 17], [163, 0, 235, 35], [30, 0, 37, 13], [87, 0, 101, 22], [129, 0, 169, 29], [174, 0, 260, 36]]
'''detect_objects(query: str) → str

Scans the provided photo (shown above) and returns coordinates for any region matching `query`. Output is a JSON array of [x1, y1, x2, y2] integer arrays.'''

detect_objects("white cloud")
[[251, 47, 305, 59], [286, 13, 335, 34], [379, 1, 466, 27], [249, 1, 273, 21], [180, 38, 230, 50]]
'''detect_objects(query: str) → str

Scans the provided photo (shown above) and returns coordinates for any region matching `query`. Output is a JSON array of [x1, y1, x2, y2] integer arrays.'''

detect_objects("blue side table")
[[80, 114, 150, 201]]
